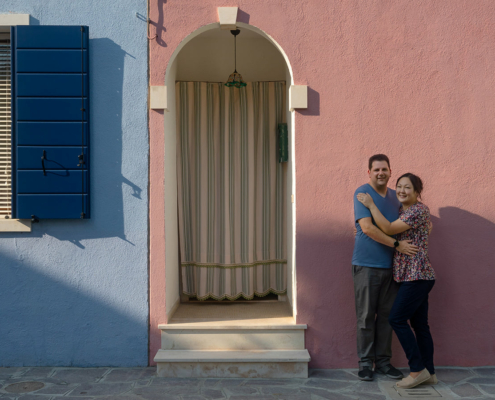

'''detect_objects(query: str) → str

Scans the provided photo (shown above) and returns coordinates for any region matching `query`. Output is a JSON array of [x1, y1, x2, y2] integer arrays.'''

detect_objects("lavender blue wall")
[[0, 0, 149, 366]]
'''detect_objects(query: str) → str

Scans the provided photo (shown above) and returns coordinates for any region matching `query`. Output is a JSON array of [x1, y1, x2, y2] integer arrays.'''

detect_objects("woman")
[[357, 173, 436, 389]]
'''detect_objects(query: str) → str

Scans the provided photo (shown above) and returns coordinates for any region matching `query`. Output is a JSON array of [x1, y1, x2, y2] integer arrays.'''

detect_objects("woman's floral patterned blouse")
[[394, 202, 435, 282]]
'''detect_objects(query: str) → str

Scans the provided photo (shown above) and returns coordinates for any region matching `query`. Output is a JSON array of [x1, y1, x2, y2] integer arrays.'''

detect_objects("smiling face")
[[368, 160, 391, 190], [396, 177, 419, 205]]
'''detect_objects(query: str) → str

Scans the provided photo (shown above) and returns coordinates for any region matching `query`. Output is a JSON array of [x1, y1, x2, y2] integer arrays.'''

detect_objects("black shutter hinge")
[[80, 212, 86, 219], [31, 215, 39, 223], [77, 154, 85, 167]]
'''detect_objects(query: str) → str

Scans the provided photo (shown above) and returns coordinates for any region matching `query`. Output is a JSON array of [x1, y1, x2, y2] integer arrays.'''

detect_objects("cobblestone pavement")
[[0, 367, 494, 400]]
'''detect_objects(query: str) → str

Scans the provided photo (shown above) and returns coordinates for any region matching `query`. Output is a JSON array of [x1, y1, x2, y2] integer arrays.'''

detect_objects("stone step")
[[159, 323, 307, 351], [154, 349, 311, 378]]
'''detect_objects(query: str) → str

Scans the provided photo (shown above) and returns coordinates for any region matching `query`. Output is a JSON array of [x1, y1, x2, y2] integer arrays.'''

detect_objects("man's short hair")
[[368, 154, 390, 170]]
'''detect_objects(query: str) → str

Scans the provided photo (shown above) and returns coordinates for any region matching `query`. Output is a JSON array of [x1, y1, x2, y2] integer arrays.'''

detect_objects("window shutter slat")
[[17, 194, 88, 219], [17, 74, 88, 97], [17, 122, 88, 146], [12, 26, 90, 219], [17, 98, 88, 121], [17, 170, 88, 193], [17, 50, 88, 73], [15, 26, 88, 49], [17, 147, 88, 169]]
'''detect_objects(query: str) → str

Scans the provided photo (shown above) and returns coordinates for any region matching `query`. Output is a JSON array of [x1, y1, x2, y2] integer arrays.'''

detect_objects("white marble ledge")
[[154, 349, 311, 363], [158, 323, 307, 330], [0, 219, 32, 232]]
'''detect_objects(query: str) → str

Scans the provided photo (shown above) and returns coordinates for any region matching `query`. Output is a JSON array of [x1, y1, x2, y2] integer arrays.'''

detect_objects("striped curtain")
[[176, 81, 287, 301]]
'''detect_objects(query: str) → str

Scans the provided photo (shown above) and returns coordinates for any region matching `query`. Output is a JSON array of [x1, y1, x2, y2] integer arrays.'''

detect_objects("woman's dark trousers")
[[389, 280, 435, 374]]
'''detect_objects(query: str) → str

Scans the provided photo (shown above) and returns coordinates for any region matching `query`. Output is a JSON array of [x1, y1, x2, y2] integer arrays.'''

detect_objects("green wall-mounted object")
[[278, 123, 288, 163]]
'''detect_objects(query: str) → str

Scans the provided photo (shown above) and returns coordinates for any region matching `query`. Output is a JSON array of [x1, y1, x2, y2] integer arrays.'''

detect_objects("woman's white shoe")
[[396, 369, 431, 389]]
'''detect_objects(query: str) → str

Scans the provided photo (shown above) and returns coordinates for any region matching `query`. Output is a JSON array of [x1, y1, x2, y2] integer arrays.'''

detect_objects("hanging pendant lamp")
[[225, 29, 247, 88]]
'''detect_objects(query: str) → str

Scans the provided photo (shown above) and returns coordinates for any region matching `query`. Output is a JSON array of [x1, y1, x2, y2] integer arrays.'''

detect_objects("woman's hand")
[[357, 193, 374, 209]]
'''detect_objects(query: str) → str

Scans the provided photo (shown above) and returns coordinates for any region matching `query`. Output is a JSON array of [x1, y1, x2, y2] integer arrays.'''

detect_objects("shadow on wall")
[[0, 252, 147, 367], [296, 206, 495, 368], [427, 207, 495, 366], [149, 0, 167, 47], [298, 87, 320, 117], [2, 38, 142, 248]]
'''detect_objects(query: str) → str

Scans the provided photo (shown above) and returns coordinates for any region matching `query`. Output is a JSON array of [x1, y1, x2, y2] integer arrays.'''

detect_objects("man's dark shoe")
[[376, 364, 404, 379], [358, 367, 374, 381]]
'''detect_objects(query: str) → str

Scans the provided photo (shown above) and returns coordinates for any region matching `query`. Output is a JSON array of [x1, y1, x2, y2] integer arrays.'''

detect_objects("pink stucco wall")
[[149, 0, 495, 368]]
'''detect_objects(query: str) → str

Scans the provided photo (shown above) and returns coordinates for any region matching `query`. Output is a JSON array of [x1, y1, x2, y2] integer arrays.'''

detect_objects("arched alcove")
[[163, 22, 297, 318]]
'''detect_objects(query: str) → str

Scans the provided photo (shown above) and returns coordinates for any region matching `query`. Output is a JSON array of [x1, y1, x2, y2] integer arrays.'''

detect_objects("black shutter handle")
[[41, 150, 47, 176]]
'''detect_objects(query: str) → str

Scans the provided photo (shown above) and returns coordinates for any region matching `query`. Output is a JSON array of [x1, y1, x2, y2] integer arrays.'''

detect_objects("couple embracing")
[[352, 154, 436, 389]]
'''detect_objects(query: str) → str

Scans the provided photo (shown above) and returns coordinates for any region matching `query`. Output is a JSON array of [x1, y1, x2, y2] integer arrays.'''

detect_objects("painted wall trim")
[[150, 86, 167, 110], [0, 219, 31, 232], [218, 7, 238, 30], [289, 85, 308, 111]]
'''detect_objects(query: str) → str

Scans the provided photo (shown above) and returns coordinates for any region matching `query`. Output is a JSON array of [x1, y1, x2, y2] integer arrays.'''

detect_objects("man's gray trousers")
[[353, 265, 399, 370]]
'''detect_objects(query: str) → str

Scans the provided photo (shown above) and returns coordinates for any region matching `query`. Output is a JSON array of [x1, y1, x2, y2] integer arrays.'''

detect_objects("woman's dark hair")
[[396, 173, 423, 199], [368, 154, 390, 170]]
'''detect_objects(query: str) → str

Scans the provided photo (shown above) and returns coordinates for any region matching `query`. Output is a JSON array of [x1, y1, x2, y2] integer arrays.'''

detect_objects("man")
[[352, 154, 419, 381]]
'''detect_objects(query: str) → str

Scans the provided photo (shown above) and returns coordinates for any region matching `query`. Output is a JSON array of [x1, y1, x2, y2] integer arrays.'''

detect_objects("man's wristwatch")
[[393, 240, 400, 248]]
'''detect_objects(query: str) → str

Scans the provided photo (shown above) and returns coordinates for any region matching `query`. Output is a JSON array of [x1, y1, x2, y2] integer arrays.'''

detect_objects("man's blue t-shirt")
[[352, 183, 401, 268]]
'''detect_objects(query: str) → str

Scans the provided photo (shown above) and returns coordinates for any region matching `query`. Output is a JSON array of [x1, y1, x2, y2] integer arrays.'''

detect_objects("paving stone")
[[300, 386, 355, 399], [436, 368, 474, 384], [309, 370, 359, 381], [16, 368, 54, 379], [30, 382, 78, 395], [51, 368, 109, 383], [451, 383, 484, 398], [353, 393, 386, 400], [261, 386, 302, 395], [203, 379, 222, 388], [218, 378, 247, 386], [133, 385, 199, 396], [244, 379, 297, 386], [54, 398, 95, 400], [224, 386, 258, 395], [3, 376, 67, 386], [16, 396, 75, 400], [304, 378, 354, 391], [466, 377, 495, 385], [182, 396, 207, 400], [228, 397, 273, 400], [473, 368, 495, 377], [99, 397, 143, 400], [98, 394, 141, 400], [201, 388, 226, 399], [346, 381, 382, 394], [69, 382, 133, 396], [136, 394, 180, 400], [135, 378, 153, 387], [479, 385, 495, 395], [102, 368, 156, 382], [151, 377, 203, 386]]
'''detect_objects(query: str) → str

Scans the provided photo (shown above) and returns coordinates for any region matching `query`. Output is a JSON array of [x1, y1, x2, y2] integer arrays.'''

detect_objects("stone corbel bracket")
[[218, 7, 238, 30], [289, 85, 308, 111], [150, 86, 167, 110]]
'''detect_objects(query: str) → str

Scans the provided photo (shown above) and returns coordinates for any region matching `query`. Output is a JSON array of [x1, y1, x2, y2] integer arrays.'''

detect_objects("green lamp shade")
[[278, 123, 288, 163], [225, 71, 247, 88]]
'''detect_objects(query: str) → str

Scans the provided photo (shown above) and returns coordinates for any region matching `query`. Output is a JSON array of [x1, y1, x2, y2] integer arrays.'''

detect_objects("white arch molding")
[[162, 22, 297, 319]]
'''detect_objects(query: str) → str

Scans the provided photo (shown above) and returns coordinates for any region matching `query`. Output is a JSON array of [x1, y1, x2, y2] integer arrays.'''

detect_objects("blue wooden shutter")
[[11, 26, 90, 219]]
